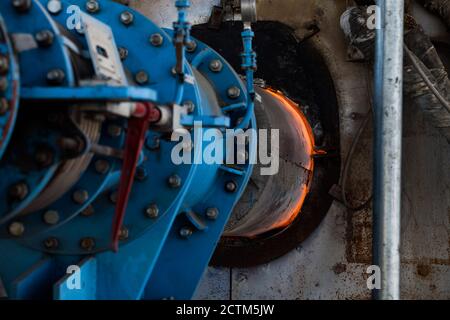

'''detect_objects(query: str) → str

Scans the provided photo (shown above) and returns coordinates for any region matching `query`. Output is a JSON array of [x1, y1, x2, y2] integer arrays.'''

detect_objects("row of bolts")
[[5, 0, 240, 249]]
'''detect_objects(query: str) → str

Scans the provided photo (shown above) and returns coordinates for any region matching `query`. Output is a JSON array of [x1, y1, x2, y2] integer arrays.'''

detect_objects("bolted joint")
[[179, 226, 193, 238], [43, 237, 59, 249], [227, 86, 241, 99], [145, 204, 159, 219], [120, 11, 134, 25], [209, 60, 223, 73], [86, 0, 100, 13], [167, 174, 182, 188], [11, 0, 32, 12], [205, 208, 219, 220], [9, 182, 29, 201], [8, 221, 25, 237], [0, 55, 9, 75], [0, 98, 10, 115], [46, 69, 65, 85], [35, 30, 54, 47], [150, 33, 164, 47]]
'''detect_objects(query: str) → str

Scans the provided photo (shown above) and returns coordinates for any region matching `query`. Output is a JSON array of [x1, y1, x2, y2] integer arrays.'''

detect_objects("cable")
[[339, 66, 374, 211], [404, 43, 450, 114]]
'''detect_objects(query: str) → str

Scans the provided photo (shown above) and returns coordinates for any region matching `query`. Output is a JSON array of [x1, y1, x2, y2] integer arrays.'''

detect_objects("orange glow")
[[263, 88, 316, 230]]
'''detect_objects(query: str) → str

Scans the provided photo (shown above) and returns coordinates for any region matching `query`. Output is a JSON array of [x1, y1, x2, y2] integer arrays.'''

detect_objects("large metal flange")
[[0, 14, 20, 160], [0, 0, 75, 87], [9, 117, 124, 243], [16, 0, 203, 254]]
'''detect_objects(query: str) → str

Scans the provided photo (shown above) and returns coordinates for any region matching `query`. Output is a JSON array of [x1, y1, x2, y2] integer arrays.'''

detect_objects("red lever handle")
[[111, 102, 160, 251]]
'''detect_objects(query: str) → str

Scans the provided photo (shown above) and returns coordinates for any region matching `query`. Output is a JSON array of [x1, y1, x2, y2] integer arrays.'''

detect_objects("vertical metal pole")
[[373, 0, 404, 300]]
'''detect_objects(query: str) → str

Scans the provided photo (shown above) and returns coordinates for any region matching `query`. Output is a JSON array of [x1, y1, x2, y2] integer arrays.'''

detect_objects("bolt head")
[[35, 149, 54, 167], [0, 55, 9, 75], [167, 174, 182, 188], [81, 205, 95, 217], [179, 226, 193, 238], [11, 0, 32, 12], [9, 182, 28, 201], [145, 136, 160, 150], [43, 237, 59, 249], [145, 204, 159, 219], [109, 191, 118, 204], [94, 159, 110, 174], [118, 47, 128, 60], [135, 166, 147, 181], [46, 69, 65, 85], [135, 71, 149, 85], [0, 77, 8, 92], [120, 11, 134, 25], [186, 40, 197, 53], [43, 210, 59, 225], [35, 30, 54, 47], [80, 237, 95, 251], [86, 0, 100, 13], [107, 124, 122, 137], [72, 189, 89, 204], [47, 0, 62, 14], [225, 181, 237, 193], [209, 60, 223, 72], [206, 208, 219, 220], [150, 33, 164, 46], [183, 101, 195, 113], [227, 86, 241, 99], [0, 98, 10, 115], [8, 222, 24, 237], [119, 227, 129, 241]]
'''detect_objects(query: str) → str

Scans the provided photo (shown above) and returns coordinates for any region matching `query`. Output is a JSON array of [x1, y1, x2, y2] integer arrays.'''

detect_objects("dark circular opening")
[[192, 21, 341, 267]]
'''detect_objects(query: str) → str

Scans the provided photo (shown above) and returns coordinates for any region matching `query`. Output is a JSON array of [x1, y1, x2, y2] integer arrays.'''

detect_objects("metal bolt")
[[81, 205, 95, 217], [145, 204, 159, 219], [227, 86, 241, 99], [183, 101, 195, 113], [118, 47, 128, 60], [0, 77, 7, 92], [0, 55, 9, 75], [206, 208, 219, 220], [46, 69, 65, 85], [43, 210, 59, 225], [9, 182, 28, 201], [225, 180, 237, 193], [209, 60, 223, 72], [150, 33, 164, 46], [135, 71, 149, 85], [47, 0, 62, 14], [109, 191, 118, 204], [186, 40, 197, 53], [80, 237, 95, 251], [167, 174, 181, 188], [179, 226, 193, 238], [85, 0, 100, 13], [119, 227, 129, 241], [9, 222, 25, 237], [135, 166, 147, 181], [145, 136, 160, 150], [35, 30, 54, 47], [0, 98, 9, 115], [11, 0, 32, 12], [72, 189, 89, 204], [120, 11, 134, 25], [35, 149, 53, 167], [94, 159, 110, 174], [107, 124, 122, 137], [43, 237, 59, 249]]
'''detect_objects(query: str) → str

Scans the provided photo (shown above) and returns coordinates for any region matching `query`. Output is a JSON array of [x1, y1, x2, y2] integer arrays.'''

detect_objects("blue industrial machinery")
[[0, 0, 258, 299]]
